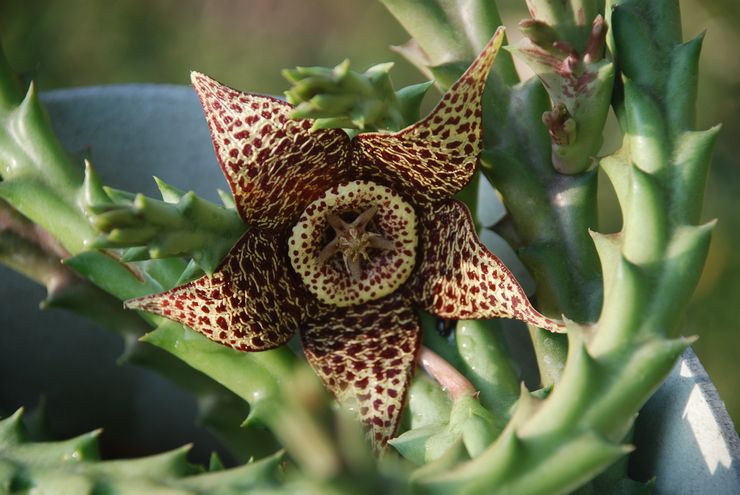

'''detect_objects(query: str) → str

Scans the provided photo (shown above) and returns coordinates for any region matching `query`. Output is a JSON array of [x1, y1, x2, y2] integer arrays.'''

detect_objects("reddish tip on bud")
[[584, 15, 608, 64], [519, 19, 559, 48]]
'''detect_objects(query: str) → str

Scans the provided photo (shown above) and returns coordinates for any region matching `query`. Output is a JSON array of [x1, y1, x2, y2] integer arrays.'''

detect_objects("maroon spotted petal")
[[410, 200, 565, 333], [352, 28, 505, 204], [126, 229, 315, 350], [301, 292, 422, 449], [191, 72, 351, 231]]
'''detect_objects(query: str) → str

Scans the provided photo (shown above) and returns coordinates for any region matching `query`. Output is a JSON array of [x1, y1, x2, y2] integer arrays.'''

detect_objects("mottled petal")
[[353, 28, 505, 203], [126, 229, 314, 350], [411, 200, 565, 333], [191, 72, 351, 230], [301, 292, 422, 448]]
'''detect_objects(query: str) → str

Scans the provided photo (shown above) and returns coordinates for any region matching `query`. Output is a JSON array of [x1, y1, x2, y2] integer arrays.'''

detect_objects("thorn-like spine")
[[81, 160, 109, 210], [154, 176, 185, 204]]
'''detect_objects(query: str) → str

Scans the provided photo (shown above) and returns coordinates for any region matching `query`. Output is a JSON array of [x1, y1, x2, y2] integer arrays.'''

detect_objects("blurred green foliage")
[[1, 0, 737, 426]]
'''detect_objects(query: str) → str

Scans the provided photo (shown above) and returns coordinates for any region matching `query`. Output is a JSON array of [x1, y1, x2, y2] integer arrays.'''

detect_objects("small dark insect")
[[437, 318, 457, 337]]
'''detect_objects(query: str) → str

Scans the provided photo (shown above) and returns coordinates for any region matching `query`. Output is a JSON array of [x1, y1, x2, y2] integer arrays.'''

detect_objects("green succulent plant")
[[0, 0, 721, 494], [0, 409, 282, 495]]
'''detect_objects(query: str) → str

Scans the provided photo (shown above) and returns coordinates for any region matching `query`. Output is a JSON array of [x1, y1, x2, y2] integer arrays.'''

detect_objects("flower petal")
[[126, 228, 314, 350], [301, 292, 422, 448], [352, 28, 505, 203], [411, 200, 565, 333], [191, 72, 351, 230]]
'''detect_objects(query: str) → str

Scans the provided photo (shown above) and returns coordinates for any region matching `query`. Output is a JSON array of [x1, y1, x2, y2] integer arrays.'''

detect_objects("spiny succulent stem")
[[0, 199, 69, 259], [0, 229, 74, 295], [419, 346, 477, 400], [0, 199, 77, 296]]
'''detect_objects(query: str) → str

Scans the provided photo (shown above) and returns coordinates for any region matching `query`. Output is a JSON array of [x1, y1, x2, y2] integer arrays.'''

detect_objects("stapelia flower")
[[126, 28, 563, 448]]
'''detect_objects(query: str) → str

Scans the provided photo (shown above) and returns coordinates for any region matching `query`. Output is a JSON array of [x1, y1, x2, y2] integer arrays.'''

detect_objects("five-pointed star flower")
[[126, 27, 564, 448]]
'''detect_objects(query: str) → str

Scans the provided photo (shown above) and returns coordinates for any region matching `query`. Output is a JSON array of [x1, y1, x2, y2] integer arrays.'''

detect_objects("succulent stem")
[[385, 1, 717, 494]]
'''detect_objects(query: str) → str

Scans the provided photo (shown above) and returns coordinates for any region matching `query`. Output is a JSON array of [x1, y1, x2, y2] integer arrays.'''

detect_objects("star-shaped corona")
[[289, 180, 418, 307], [125, 27, 564, 449]]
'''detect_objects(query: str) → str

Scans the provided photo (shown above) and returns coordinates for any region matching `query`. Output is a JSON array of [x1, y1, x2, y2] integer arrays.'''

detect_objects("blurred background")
[[1, 0, 737, 444]]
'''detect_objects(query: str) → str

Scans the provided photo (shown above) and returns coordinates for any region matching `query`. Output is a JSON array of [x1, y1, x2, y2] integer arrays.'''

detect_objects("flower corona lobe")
[[289, 180, 418, 306]]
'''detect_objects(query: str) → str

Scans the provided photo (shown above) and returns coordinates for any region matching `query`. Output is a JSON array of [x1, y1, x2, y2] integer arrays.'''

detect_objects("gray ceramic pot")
[[1, 85, 738, 492]]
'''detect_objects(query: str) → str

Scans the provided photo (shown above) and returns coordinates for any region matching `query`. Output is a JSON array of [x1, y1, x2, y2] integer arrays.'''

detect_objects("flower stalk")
[[419, 346, 476, 400]]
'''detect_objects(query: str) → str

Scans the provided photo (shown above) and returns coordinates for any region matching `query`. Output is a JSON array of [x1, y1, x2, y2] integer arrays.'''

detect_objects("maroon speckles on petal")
[[126, 229, 315, 350], [410, 199, 565, 333], [190, 72, 351, 231], [352, 28, 505, 205], [301, 293, 421, 449]]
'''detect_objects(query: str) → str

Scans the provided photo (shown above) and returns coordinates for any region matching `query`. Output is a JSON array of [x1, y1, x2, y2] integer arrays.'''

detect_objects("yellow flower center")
[[288, 180, 418, 307]]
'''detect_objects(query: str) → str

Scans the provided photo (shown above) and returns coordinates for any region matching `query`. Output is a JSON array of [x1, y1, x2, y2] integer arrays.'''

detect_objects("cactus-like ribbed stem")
[[387, 1, 717, 493], [0, 410, 282, 494], [0, 44, 302, 468], [86, 169, 245, 275], [284, 59, 433, 133]]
